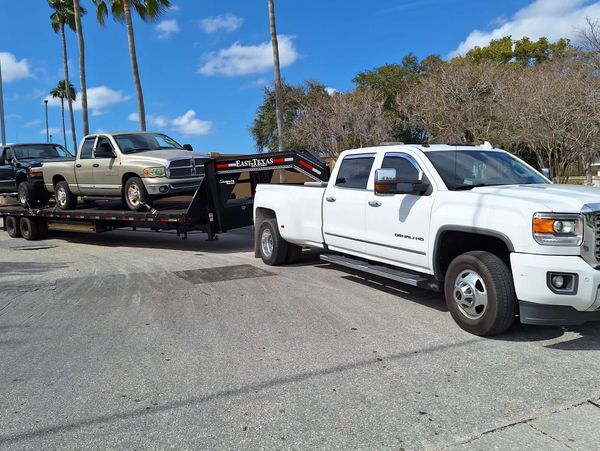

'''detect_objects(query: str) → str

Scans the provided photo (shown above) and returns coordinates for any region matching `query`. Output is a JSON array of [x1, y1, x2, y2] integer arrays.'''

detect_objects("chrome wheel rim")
[[261, 227, 274, 258], [19, 189, 27, 205], [127, 184, 141, 207], [453, 269, 488, 319], [57, 186, 67, 207]]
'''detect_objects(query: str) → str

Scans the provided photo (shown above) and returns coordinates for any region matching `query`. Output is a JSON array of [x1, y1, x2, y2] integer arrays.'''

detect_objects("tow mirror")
[[541, 167, 552, 179], [183, 144, 193, 151], [374, 167, 429, 195]]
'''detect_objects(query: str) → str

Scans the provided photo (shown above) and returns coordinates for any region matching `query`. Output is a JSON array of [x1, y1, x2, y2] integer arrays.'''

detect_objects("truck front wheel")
[[124, 177, 151, 211], [18, 182, 35, 209], [444, 251, 516, 336], [55, 181, 77, 210], [258, 218, 288, 266]]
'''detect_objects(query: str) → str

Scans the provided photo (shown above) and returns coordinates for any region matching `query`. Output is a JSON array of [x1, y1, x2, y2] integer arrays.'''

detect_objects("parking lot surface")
[[1, 227, 600, 450]]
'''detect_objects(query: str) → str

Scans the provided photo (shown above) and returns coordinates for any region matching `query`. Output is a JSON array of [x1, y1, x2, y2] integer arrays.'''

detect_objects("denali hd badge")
[[395, 233, 425, 241]]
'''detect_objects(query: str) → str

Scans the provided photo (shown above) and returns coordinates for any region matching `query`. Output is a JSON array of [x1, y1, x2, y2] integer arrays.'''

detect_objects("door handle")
[[326, 196, 336, 203], [368, 200, 382, 207], [75, 164, 82, 168], [92, 164, 99, 168]]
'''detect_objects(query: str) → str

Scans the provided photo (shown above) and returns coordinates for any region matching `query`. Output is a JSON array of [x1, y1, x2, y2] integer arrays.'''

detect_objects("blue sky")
[[1, 0, 598, 153]]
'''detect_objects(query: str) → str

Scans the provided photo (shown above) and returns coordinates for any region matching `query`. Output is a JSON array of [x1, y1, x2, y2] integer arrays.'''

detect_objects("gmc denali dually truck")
[[37, 132, 208, 211], [254, 143, 600, 336]]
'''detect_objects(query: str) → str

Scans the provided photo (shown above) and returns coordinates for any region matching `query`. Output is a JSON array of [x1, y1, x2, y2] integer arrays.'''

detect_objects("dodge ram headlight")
[[533, 213, 583, 246], [143, 167, 166, 178]]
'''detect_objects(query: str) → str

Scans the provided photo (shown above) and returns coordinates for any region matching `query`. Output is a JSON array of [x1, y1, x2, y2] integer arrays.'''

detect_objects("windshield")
[[426, 150, 549, 190], [114, 133, 184, 153], [13, 144, 73, 160]]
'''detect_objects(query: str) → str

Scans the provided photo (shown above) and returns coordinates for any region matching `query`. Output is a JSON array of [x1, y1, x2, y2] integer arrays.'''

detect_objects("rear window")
[[335, 155, 375, 190], [80, 138, 95, 159]]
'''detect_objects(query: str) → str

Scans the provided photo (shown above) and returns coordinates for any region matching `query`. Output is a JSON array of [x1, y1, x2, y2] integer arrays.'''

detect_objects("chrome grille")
[[167, 159, 204, 179]]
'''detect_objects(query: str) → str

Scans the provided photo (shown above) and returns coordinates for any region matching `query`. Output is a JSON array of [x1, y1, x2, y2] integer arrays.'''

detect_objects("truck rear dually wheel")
[[444, 251, 516, 336], [258, 218, 288, 265]]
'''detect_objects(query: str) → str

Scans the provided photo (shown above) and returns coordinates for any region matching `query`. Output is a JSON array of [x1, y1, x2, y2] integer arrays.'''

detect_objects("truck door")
[[0, 148, 16, 194], [322, 153, 375, 257], [91, 136, 120, 196], [76, 137, 97, 195], [364, 152, 435, 272]]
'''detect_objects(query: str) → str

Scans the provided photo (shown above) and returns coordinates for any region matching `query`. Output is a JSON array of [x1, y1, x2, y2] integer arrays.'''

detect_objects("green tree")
[[93, 0, 171, 131], [49, 0, 84, 152], [73, 0, 89, 135], [466, 36, 572, 66], [50, 80, 77, 149]]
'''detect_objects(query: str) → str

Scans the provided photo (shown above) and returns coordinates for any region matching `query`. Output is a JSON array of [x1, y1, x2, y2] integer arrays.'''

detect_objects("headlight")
[[143, 167, 166, 178], [533, 213, 583, 246]]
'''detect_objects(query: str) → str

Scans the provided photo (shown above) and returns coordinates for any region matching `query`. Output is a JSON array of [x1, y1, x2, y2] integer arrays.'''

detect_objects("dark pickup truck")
[[0, 143, 74, 208]]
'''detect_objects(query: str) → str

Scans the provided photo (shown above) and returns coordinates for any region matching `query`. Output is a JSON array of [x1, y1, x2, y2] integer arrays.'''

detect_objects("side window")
[[3, 148, 12, 163], [96, 136, 114, 150], [381, 154, 422, 180], [80, 138, 95, 159], [335, 155, 375, 190]]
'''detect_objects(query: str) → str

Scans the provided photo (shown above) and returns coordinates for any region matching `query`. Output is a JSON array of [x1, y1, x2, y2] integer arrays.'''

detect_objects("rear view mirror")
[[375, 167, 429, 196], [183, 144, 193, 151]]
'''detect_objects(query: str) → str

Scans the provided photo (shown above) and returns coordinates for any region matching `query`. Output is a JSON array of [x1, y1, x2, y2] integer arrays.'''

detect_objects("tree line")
[[252, 25, 600, 183]]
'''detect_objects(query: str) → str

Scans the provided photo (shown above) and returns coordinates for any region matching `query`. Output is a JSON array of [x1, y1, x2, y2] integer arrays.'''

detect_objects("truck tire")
[[444, 251, 516, 336], [19, 217, 39, 241], [55, 181, 77, 210], [18, 182, 35, 209], [124, 177, 151, 211], [6, 216, 21, 238], [258, 218, 288, 265]]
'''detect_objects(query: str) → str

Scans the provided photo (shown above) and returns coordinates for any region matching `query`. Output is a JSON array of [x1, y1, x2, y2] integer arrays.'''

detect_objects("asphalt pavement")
[[1, 226, 600, 450]]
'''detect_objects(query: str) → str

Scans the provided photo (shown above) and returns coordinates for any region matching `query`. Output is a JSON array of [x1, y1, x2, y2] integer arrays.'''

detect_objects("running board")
[[320, 254, 438, 290]]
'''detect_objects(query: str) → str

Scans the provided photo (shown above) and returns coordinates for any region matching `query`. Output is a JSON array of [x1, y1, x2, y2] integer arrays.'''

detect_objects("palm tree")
[[73, 0, 89, 136], [268, 0, 285, 154], [93, 0, 171, 131], [49, 0, 84, 152], [50, 81, 77, 149]]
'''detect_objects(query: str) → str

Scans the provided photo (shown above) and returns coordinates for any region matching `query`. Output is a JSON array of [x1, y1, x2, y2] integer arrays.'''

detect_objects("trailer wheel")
[[18, 182, 35, 209], [258, 218, 288, 266], [55, 181, 77, 210], [124, 177, 151, 211], [6, 216, 21, 238], [37, 219, 48, 239], [444, 251, 516, 336], [19, 217, 40, 241]]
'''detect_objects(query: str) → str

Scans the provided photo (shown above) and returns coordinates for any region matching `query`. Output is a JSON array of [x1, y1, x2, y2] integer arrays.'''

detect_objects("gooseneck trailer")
[[0, 151, 329, 241]]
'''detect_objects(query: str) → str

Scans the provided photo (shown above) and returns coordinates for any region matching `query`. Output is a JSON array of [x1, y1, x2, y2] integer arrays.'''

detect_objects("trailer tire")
[[18, 182, 35, 209], [19, 217, 40, 241], [55, 181, 77, 210], [444, 251, 516, 336], [6, 216, 21, 238], [124, 177, 151, 212], [286, 243, 303, 264], [37, 219, 48, 239], [258, 218, 288, 266]]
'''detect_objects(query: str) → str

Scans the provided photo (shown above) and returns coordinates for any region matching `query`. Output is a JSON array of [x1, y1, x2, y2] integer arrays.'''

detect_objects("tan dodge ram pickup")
[[38, 132, 208, 211]]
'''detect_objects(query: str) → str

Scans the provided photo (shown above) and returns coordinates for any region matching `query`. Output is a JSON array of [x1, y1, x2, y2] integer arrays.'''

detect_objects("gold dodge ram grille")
[[167, 159, 206, 178]]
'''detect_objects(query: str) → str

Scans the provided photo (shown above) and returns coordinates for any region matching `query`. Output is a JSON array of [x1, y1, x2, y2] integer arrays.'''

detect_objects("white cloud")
[[451, 0, 600, 57], [326, 87, 338, 96], [172, 110, 213, 136], [0, 52, 32, 83], [41, 127, 70, 137], [170, 4, 181, 11], [128, 110, 213, 136], [44, 86, 130, 115], [199, 35, 299, 77], [25, 120, 42, 128], [155, 19, 180, 39], [199, 13, 243, 34]]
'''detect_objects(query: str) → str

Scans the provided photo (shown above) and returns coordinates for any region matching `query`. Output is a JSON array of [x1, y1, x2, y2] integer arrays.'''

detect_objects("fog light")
[[159, 186, 169, 194], [551, 275, 565, 289]]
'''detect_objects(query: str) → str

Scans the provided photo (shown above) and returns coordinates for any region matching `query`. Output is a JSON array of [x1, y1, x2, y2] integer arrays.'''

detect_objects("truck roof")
[[82, 131, 164, 138], [342, 142, 502, 156]]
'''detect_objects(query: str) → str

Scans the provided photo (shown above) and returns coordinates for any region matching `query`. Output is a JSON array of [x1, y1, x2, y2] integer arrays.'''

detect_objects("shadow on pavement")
[[0, 337, 481, 446], [0, 262, 70, 278], [491, 321, 600, 350]]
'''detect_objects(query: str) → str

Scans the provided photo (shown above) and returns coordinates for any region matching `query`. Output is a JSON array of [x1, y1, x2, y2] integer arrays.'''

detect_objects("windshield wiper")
[[452, 183, 505, 191]]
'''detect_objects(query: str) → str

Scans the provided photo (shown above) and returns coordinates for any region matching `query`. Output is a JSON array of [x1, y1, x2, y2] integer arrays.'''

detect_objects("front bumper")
[[143, 176, 204, 196], [511, 253, 600, 325]]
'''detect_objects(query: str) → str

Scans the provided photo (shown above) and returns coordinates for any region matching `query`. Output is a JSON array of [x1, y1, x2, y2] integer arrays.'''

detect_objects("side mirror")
[[374, 167, 429, 195], [94, 143, 115, 158], [541, 167, 552, 179], [183, 144, 193, 151]]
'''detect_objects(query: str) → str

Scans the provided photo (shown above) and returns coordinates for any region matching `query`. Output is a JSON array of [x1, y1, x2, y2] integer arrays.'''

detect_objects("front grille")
[[595, 214, 600, 261], [167, 159, 204, 179]]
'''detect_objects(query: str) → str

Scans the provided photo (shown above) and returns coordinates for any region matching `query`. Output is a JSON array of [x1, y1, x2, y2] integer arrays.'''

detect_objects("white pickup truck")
[[254, 144, 600, 336]]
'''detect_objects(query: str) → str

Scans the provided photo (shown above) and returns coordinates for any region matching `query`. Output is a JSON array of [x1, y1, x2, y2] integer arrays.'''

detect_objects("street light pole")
[[0, 58, 7, 145], [44, 100, 49, 143]]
